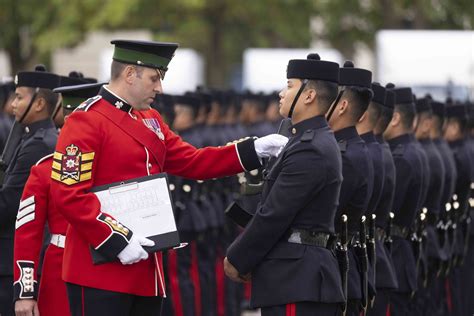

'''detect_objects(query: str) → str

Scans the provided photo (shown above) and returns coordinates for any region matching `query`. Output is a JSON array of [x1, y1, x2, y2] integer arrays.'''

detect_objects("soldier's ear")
[[33, 95, 46, 113], [391, 111, 401, 126], [338, 99, 349, 115], [304, 88, 317, 105], [124, 65, 136, 84]]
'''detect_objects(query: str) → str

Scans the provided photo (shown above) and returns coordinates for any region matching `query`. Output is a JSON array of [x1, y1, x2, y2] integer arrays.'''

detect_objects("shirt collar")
[[387, 133, 412, 146], [334, 126, 360, 142], [23, 118, 54, 136], [360, 131, 376, 143], [287, 115, 328, 137], [99, 86, 133, 113]]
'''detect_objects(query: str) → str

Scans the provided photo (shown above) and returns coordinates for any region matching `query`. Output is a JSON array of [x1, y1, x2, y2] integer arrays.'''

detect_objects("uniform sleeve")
[[337, 155, 368, 215], [12, 164, 48, 301], [392, 156, 419, 221], [0, 141, 51, 229], [226, 145, 326, 274], [160, 118, 261, 179], [50, 113, 133, 260]]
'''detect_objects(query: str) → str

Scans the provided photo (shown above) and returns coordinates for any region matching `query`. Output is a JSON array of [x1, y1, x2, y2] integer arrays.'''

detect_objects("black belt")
[[287, 229, 330, 247], [392, 225, 410, 239]]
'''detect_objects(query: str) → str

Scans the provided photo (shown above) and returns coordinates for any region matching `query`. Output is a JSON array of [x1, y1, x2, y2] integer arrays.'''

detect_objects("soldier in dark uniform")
[[383, 87, 423, 316], [0, 65, 60, 316], [364, 85, 399, 316], [164, 95, 207, 316], [413, 97, 446, 315], [429, 100, 457, 315], [462, 101, 474, 315], [327, 61, 374, 316], [0, 81, 15, 152], [225, 53, 345, 315], [444, 103, 472, 316]]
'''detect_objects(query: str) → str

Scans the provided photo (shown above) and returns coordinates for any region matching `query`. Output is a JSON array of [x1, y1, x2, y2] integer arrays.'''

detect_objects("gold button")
[[292, 128, 296, 134]]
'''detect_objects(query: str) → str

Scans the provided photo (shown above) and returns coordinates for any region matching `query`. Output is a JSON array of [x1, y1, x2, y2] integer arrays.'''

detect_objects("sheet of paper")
[[94, 177, 177, 237]]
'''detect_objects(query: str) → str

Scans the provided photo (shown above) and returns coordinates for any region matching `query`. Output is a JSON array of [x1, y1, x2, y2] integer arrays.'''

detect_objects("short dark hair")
[[366, 101, 382, 126], [110, 60, 145, 81], [394, 103, 416, 130], [305, 79, 338, 113], [342, 86, 373, 121], [111, 60, 127, 80], [30, 88, 59, 116], [378, 106, 393, 133], [431, 114, 444, 133]]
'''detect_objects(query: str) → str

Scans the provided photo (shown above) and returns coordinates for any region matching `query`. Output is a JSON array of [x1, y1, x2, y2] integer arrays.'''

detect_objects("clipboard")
[[89, 173, 181, 264]]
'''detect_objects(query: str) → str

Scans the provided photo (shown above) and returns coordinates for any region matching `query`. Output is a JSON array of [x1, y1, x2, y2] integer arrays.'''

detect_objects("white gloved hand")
[[117, 235, 155, 265], [254, 134, 289, 158]]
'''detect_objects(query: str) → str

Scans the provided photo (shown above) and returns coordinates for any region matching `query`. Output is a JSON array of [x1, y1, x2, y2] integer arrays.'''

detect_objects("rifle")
[[355, 216, 368, 314], [385, 212, 394, 254], [367, 214, 376, 307], [335, 214, 349, 316]]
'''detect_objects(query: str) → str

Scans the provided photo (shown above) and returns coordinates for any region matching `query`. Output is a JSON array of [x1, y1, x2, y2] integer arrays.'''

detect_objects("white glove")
[[254, 134, 289, 158], [117, 235, 155, 265]]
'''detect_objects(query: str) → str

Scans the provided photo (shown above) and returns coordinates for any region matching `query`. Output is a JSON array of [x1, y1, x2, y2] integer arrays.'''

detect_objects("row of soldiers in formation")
[[0, 57, 473, 316], [150, 73, 474, 315]]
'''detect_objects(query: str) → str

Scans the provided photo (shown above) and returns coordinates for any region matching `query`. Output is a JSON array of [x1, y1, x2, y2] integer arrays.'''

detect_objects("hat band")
[[62, 96, 85, 109], [113, 47, 170, 70]]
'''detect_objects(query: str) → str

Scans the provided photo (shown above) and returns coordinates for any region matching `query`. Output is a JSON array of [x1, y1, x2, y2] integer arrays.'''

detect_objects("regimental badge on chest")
[[142, 118, 165, 140]]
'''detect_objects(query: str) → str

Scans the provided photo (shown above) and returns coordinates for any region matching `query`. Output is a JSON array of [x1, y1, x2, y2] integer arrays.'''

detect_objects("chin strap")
[[287, 79, 308, 118], [51, 96, 63, 121], [18, 88, 40, 124], [326, 89, 344, 122]]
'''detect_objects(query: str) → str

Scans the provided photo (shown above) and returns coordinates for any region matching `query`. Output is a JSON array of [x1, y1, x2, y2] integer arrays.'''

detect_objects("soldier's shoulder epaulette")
[[74, 95, 102, 112], [392, 144, 405, 156], [301, 129, 315, 142], [338, 140, 347, 152], [35, 153, 54, 166]]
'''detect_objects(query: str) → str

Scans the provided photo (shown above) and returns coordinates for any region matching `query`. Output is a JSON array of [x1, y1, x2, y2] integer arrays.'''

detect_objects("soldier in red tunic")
[[13, 83, 103, 316], [49, 40, 287, 316]]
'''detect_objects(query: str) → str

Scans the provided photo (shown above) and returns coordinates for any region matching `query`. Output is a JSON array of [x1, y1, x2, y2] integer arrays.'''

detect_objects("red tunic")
[[13, 155, 70, 316], [50, 95, 260, 297]]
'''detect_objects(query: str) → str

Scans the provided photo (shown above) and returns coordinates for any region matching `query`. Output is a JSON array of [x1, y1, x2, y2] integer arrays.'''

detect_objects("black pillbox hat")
[[371, 82, 386, 105], [173, 95, 201, 109], [287, 53, 339, 83], [339, 61, 372, 88], [59, 71, 89, 87], [446, 103, 467, 120], [431, 101, 445, 118], [392, 87, 414, 105], [15, 65, 60, 90], [415, 97, 432, 114]]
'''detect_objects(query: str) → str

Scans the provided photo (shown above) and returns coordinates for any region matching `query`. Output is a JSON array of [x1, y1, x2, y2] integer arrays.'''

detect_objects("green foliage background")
[[0, 0, 472, 86]]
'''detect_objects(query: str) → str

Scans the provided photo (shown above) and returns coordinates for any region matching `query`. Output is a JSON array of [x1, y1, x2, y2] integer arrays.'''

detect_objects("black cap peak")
[[343, 60, 354, 68], [34, 64, 47, 72], [386, 83, 395, 89], [307, 53, 320, 60]]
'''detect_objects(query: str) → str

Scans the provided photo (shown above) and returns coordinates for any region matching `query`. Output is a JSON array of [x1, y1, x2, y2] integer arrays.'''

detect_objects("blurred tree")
[[314, 0, 474, 58], [0, 0, 472, 85]]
